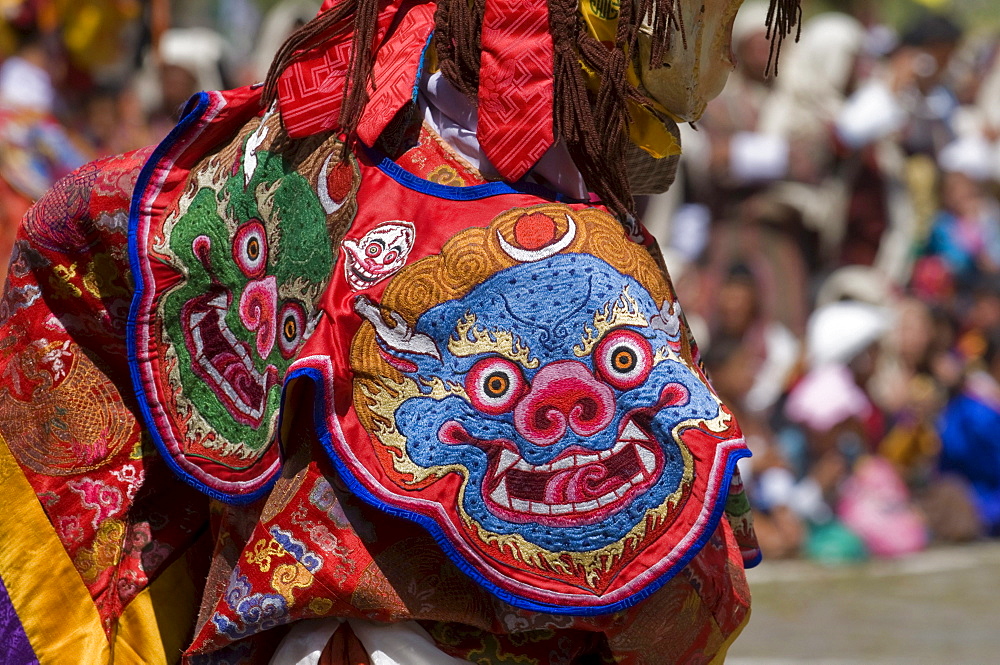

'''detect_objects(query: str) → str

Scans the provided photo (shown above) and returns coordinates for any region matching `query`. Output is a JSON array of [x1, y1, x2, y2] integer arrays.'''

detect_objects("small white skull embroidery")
[[341, 221, 416, 291]]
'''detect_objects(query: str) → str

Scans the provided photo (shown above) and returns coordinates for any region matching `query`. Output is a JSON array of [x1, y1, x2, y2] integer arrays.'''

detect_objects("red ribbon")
[[477, 0, 556, 181]]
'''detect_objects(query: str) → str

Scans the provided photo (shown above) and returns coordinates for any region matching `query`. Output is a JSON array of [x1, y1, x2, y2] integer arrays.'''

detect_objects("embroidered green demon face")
[[159, 147, 333, 459]]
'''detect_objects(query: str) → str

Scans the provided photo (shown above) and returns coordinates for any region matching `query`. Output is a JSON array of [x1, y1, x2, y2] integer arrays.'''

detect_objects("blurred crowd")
[[648, 0, 1000, 563], [0, 0, 316, 284], [1, 0, 1000, 564]]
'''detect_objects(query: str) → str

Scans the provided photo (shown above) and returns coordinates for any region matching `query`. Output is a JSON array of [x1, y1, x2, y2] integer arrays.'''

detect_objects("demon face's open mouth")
[[440, 417, 663, 526], [347, 262, 386, 290], [181, 291, 277, 427]]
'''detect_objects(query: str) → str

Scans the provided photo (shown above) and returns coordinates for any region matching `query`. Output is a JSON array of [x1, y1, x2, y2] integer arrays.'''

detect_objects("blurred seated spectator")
[[937, 331, 1000, 536], [837, 455, 928, 558], [776, 300, 889, 560], [705, 262, 801, 417], [694, 198, 815, 336], [919, 165, 1000, 290], [703, 337, 804, 560], [785, 300, 892, 451]]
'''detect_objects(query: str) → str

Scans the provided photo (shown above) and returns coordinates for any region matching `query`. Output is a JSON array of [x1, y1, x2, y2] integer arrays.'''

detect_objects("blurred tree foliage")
[[811, 0, 1000, 29]]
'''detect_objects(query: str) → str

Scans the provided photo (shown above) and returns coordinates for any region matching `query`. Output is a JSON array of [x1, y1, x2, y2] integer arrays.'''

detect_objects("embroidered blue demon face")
[[356, 254, 721, 552]]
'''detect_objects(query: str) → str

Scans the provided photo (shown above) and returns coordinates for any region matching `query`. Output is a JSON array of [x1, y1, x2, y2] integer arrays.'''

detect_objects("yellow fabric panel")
[[625, 99, 682, 158], [0, 433, 112, 664], [708, 609, 752, 665], [115, 553, 200, 665], [577, 57, 683, 160], [0, 432, 199, 664]]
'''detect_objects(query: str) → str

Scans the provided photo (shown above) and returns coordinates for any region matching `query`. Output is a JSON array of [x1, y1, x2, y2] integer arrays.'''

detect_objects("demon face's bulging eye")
[[613, 348, 636, 372], [466, 357, 526, 415], [365, 242, 382, 257], [485, 372, 509, 396], [278, 301, 306, 358], [233, 220, 268, 278], [595, 329, 653, 390]]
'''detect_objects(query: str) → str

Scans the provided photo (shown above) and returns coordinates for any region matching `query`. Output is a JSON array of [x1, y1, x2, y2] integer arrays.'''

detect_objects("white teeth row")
[[509, 420, 652, 473], [189, 295, 227, 329], [189, 308, 266, 421], [348, 274, 375, 289], [489, 471, 648, 516]]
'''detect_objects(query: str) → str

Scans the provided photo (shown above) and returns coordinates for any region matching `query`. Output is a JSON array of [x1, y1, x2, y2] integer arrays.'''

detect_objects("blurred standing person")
[[0, 19, 86, 286], [757, 12, 867, 266], [682, 1, 788, 220], [251, 0, 319, 84], [678, 2, 815, 338], [135, 27, 227, 142], [835, 12, 965, 284]]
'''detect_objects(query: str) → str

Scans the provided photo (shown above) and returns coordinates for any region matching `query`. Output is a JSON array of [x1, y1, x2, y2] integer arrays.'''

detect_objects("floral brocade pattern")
[[0, 148, 208, 633]]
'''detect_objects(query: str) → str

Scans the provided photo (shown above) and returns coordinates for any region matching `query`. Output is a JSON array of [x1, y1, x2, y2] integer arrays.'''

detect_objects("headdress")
[[262, 0, 801, 213]]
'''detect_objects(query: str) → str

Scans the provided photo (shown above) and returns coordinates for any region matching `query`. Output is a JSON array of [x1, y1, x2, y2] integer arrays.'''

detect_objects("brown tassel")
[[340, 0, 381, 131], [765, 0, 803, 76], [642, 0, 683, 71], [260, 0, 381, 142], [434, 0, 483, 99]]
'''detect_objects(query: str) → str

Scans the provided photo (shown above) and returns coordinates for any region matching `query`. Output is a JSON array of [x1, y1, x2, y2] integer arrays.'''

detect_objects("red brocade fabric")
[[0, 148, 210, 634], [277, 0, 435, 141], [183, 422, 752, 663]]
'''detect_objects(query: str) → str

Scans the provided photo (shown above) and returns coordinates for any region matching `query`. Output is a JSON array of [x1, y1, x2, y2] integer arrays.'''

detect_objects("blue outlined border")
[[126, 91, 280, 506], [365, 145, 587, 204], [287, 364, 752, 616]]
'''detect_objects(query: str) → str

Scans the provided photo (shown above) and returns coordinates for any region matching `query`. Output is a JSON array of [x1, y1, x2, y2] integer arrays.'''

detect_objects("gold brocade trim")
[[0, 433, 197, 664], [0, 432, 112, 663]]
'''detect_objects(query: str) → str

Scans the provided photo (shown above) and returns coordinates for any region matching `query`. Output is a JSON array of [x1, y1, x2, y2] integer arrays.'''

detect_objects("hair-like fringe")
[[263, 0, 802, 216], [765, 0, 803, 76]]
